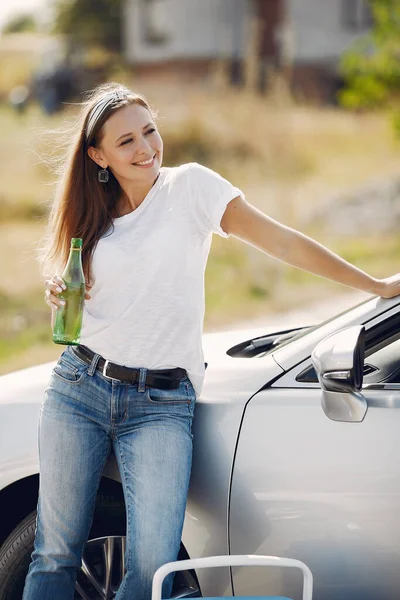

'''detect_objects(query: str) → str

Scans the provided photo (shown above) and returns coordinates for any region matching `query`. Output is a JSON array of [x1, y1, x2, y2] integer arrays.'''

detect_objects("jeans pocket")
[[52, 355, 87, 384], [146, 383, 190, 405]]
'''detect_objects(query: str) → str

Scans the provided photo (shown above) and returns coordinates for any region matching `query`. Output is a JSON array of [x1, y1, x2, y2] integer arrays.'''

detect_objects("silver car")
[[1, 295, 399, 599]]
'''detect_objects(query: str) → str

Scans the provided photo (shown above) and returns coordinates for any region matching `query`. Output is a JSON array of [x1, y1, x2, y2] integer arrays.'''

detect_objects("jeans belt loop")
[[138, 367, 147, 392], [88, 353, 101, 377]]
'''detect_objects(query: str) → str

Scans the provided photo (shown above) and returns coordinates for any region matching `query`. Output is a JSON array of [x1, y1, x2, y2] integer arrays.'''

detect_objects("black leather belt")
[[72, 345, 187, 390]]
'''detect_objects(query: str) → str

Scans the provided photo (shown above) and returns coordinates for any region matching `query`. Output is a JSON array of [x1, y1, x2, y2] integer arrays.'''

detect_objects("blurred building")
[[123, 0, 373, 101], [123, 0, 248, 82], [286, 0, 373, 102]]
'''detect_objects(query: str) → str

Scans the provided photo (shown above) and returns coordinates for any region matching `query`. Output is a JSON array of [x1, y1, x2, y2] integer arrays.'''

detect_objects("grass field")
[[1, 74, 399, 375]]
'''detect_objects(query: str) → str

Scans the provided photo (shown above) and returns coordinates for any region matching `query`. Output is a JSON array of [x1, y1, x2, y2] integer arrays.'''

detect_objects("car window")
[[363, 330, 400, 385]]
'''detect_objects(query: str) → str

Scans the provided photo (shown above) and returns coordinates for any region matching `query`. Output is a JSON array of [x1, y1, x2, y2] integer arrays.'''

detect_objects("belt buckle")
[[102, 360, 120, 382]]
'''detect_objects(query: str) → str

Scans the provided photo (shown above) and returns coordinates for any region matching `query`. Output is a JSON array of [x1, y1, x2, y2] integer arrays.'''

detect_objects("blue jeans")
[[22, 345, 196, 600]]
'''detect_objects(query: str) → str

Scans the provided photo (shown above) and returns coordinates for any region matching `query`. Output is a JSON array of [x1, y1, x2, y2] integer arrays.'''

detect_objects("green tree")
[[52, 0, 123, 52], [338, 0, 400, 112], [2, 13, 38, 35]]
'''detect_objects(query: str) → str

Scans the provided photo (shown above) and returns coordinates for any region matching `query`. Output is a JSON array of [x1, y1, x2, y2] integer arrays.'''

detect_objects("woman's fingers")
[[54, 275, 66, 290], [44, 276, 91, 309], [44, 276, 66, 293], [44, 287, 65, 310], [44, 276, 66, 310], [45, 282, 64, 295]]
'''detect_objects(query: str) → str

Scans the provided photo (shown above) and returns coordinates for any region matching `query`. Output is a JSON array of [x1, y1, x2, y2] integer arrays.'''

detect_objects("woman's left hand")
[[374, 274, 400, 298]]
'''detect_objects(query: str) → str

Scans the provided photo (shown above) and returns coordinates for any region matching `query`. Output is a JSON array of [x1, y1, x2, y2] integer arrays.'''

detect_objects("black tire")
[[0, 492, 126, 600], [0, 511, 37, 600], [0, 493, 200, 599]]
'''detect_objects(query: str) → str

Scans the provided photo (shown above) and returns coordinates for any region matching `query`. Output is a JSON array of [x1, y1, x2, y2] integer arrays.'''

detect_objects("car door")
[[229, 309, 400, 600]]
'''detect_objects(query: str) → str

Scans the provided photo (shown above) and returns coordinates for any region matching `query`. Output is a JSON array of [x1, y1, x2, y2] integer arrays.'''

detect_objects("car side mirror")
[[312, 325, 367, 422]]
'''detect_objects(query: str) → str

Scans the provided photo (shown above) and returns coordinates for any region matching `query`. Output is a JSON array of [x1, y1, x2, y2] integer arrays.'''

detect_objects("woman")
[[23, 82, 400, 600]]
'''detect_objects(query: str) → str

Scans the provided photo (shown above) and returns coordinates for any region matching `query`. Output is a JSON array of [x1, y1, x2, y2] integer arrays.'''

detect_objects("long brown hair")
[[38, 82, 156, 286]]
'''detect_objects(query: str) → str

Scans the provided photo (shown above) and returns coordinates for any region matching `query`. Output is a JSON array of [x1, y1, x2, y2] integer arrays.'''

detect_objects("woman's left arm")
[[220, 196, 400, 299]]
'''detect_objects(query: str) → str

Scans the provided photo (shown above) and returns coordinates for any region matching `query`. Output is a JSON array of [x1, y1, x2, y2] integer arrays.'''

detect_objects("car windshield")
[[270, 296, 373, 353]]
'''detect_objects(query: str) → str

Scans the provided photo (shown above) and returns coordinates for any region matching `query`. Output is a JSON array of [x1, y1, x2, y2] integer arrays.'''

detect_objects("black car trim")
[[277, 305, 400, 388]]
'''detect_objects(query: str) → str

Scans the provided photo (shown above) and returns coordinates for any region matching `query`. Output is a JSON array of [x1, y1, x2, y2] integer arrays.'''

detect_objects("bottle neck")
[[63, 247, 85, 283], [68, 247, 83, 260]]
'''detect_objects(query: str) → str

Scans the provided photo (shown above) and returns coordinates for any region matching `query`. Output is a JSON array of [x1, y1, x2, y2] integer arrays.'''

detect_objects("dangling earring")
[[98, 167, 109, 183]]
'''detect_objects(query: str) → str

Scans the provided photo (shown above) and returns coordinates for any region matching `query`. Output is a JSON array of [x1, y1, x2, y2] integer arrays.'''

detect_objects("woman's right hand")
[[44, 275, 92, 311]]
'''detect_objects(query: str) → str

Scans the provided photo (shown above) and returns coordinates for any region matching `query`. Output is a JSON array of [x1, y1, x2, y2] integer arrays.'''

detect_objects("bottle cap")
[[71, 238, 83, 248]]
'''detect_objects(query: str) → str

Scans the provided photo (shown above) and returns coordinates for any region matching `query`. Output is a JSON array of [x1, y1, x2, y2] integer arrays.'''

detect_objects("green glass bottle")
[[52, 238, 86, 345]]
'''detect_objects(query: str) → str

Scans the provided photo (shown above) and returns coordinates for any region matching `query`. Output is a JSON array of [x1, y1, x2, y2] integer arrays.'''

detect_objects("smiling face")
[[88, 102, 163, 187]]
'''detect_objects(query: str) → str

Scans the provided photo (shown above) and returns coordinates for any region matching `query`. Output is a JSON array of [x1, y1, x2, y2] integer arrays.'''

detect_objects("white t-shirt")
[[79, 162, 244, 397]]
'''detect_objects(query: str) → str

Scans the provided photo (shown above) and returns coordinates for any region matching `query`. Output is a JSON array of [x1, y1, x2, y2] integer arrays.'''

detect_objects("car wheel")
[[0, 493, 200, 599]]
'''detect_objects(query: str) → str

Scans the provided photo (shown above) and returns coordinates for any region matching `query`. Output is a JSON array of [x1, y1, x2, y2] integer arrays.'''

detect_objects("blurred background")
[[0, 0, 399, 374]]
